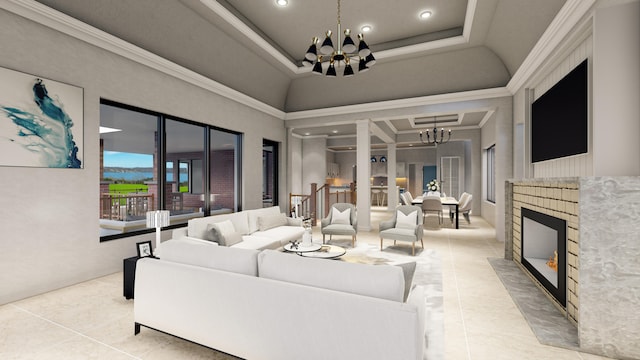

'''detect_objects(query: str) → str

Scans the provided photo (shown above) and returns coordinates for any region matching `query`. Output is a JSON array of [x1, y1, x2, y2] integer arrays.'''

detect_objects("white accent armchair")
[[320, 203, 357, 247], [379, 205, 424, 256]]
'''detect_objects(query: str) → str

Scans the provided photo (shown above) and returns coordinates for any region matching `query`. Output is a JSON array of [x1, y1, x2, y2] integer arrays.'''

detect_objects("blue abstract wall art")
[[0, 66, 83, 168]]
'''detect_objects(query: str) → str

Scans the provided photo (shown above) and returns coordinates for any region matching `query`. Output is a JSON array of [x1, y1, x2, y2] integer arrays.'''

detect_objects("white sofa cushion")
[[160, 239, 259, 276], [208, 221, 243, 246], [257, 213, 288, 231], [231, 235, 281, 250], [252, 226, 306, 245], [188, 212, 250, 239], [247, 206, 282, 234], [258, 250, 405, 302]]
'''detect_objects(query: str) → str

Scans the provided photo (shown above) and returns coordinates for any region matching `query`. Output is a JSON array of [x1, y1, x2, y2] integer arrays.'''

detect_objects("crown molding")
[[506, 0, 597, 93], [2, 0, 286, 119], [285, 87, 511, 120]]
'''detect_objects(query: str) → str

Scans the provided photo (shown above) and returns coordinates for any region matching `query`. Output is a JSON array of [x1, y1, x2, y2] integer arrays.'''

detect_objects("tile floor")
[[0, 208, 615, 359]]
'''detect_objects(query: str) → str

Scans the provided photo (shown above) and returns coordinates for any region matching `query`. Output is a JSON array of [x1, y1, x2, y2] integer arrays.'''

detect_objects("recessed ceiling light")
[[361, 25, 372, 33], [419, 10, 432, 20], [276, 0, 288, 7], [304, 132, 310, 136], [332, 130, 338, 134]]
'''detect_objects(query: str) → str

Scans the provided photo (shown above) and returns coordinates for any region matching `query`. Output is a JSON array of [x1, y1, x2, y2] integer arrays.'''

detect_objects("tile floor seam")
[[447, 234, 472, 360], [10, 303, 142, 360]]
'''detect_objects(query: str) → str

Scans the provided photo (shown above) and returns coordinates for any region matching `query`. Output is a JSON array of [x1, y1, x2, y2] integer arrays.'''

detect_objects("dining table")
[[411, 196, 460, 229]]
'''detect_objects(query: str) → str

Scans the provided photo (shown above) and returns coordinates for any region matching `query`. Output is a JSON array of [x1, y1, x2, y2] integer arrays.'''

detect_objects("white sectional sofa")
[[134, 240, 427, 360], [170, 206, 305, 250]]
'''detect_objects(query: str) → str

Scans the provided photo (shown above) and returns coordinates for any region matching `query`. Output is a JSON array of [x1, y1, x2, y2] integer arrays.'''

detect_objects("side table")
[[123, 256, 139, 300]]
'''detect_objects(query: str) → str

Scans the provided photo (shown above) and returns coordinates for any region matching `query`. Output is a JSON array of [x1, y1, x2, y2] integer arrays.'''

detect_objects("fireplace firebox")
[[521, 208, 567, 307]]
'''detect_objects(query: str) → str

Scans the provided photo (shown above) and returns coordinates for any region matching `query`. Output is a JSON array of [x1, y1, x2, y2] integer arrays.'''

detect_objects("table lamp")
[[146, 210, 170, 253]]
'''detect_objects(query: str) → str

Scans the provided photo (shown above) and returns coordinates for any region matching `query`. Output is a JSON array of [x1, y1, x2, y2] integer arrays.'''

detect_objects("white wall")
[[592, 1, 640, 176], [521, 1, 640, 178], [301, 137, 327, 192], [0, 9, 285, 304]]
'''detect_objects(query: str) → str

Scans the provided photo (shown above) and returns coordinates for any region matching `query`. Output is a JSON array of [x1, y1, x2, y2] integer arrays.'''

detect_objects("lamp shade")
[[305, 37, 319, 61], [358, 34, 371, 57], [326, 61, 337, 76], [146, 210, 170, 251], [344, 63, 354, 77], [365, 53, 376, 66], [305, 45, 317, 61], [358, 58, 369, 72], [146, 210, 170, 228], [342, 29, 356, 53], [312, 56, 324, 75], [320, 30, 334, 55]]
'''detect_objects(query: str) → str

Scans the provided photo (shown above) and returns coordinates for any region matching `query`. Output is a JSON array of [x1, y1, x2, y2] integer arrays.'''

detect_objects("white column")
[[387, 143, 397, 210], [356, 120, 371, 231]]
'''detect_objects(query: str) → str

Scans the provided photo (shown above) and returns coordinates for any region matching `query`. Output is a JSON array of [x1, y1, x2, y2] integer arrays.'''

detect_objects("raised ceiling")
[[34, 0, 566, 143]]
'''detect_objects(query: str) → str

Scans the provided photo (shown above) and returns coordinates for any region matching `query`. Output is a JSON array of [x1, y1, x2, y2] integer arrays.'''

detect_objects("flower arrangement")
[[427, 179, 440, 192]]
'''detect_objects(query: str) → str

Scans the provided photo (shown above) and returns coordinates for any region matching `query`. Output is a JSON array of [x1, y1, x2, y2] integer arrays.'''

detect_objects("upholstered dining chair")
[[379, 205, 424, 256], [450, 192, 470, 223], [320, 203, 357, 247], [458, 194, 473, 224], [403, 191, 414, 205], [421, 196, 443, 225], [399, 192, 408, 205]]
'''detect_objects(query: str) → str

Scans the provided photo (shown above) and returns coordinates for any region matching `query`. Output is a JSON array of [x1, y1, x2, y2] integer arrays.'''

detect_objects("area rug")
[[488, 257, 579, 350], [337, 241, 444, 360]]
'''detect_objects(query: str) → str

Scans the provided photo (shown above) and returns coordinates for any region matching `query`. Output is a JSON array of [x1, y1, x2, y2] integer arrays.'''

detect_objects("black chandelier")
[[302, 0, 375, 77], [419, 118, 452, 146]]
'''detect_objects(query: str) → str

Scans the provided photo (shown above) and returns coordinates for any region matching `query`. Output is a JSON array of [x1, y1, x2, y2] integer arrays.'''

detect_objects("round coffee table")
[[283, 242, 321, 253], [298, 245, 346, 259]]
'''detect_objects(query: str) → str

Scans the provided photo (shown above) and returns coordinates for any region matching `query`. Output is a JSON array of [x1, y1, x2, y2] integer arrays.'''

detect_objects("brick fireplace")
[[505, 177, 640, 359], [507, 180, 579, 322]]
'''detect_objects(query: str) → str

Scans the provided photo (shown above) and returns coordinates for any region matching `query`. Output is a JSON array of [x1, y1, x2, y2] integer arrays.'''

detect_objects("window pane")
[[100, 103, 159, 237], [165, 119, 206, 223], [210, 128, 241, 214]]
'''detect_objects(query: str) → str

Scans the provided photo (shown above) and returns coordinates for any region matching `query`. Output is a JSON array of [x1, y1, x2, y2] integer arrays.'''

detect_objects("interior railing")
[[289, 183, 356, 226]]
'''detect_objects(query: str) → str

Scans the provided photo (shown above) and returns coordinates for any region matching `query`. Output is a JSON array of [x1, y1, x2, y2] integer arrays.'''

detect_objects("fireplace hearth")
[[521, 207, 567, 307]]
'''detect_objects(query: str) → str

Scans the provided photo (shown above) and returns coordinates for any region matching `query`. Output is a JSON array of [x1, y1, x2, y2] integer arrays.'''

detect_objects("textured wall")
[[579, 176, 640, 359], [507, 176, 640, 359]]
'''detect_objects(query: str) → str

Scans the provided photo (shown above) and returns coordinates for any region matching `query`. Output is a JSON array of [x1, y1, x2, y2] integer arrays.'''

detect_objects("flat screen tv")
[[531, 59, 588, 163]]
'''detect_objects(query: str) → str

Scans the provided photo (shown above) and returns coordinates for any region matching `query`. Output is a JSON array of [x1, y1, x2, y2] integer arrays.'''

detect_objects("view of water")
[[103, 172, 188, 182]]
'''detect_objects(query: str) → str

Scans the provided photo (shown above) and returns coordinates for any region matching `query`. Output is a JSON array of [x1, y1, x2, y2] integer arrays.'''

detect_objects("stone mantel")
[[505, 176, 640, 360]]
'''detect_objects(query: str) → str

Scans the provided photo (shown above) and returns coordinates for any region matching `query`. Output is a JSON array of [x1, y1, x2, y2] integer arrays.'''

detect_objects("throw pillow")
[[223, 231, 243, 247], [330, 207, 351, 225], [395, 210, 417, 229], [257, 213, 288, 231], [208, 220, 236, 245]]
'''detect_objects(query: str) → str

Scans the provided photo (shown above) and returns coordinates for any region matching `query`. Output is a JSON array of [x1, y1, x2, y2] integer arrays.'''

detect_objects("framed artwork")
[[0, 66, 83, 168], [136, 241, 153, 258]]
